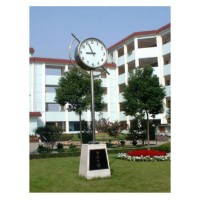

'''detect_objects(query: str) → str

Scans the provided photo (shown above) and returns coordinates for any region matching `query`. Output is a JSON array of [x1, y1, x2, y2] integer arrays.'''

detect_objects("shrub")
[[158, 142, 171, 153], [56, 142, 63, 149], [34, 125, 63, 149], [37, 145, 51, 154], [96, 118, 127, 138], [81, 131, 93, 144], [69, 143, 76, 149]]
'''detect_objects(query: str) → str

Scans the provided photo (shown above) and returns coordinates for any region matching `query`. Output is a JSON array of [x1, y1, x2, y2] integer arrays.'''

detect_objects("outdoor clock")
[[75, 38, 108, 70]]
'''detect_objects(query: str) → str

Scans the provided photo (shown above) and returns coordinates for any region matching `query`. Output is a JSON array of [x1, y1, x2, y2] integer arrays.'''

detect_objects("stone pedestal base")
[[79, 144, 111, 180]]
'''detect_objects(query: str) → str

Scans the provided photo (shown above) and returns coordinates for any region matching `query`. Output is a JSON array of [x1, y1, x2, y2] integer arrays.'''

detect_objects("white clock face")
[[78, 38, 107, 69]]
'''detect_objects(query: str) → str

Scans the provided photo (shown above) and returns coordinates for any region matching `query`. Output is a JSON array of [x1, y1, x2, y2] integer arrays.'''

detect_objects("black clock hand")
[[88, 44, 95, 56], [86, 52, 96, 55]]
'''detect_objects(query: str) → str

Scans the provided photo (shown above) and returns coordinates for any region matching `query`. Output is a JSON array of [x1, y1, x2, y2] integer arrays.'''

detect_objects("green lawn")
[[30, 154, 170, 192]]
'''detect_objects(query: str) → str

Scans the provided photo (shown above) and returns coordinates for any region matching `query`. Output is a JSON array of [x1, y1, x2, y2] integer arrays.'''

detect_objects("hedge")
[[30, 151, 81, 159], [30, 146, 161, 159]]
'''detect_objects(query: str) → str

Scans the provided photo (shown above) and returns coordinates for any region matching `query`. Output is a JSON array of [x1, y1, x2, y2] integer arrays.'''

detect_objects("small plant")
[[56, 142, 63, 149], [132, 139, 137, 146], [106, 140, 113, 148], [120, 140, 125, 146], [69, 143, 76, 149], [56, 142, 64, 152]]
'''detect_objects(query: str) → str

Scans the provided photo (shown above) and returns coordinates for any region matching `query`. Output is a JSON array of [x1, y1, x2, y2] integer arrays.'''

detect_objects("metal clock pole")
[[90, 70, 95, 143]]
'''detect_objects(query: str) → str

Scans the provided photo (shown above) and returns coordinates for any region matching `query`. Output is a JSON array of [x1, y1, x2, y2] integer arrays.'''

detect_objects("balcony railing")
[[162, 42, 171, 55], [165, 85, 171, 97], [126, 51, 135, 63], [45, 93, 56, 102], [137, 47, 158, 59], [45, 112, 66, 121], [164, 64, 171, 76], [45, 75, 61, 85], [117, 55, 125, 66]]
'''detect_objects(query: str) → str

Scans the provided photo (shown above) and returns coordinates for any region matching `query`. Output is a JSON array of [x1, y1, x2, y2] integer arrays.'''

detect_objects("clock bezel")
[[75, 37, 108, 71]]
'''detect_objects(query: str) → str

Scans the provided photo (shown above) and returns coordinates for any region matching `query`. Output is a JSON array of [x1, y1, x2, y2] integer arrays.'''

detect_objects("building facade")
[[29, 23, 171, 134]]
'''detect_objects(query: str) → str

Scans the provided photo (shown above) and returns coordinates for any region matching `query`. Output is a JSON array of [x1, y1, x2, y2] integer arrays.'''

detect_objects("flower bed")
[[127, 149, 166, 157], [117, 149, 170, 162]]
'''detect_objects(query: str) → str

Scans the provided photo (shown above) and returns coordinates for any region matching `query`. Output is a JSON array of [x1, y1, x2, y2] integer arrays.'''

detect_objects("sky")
[[30, 6, 170, 59]]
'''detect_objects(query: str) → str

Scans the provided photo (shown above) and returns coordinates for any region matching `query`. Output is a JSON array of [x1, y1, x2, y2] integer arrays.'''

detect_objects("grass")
[[30, 154, 170, 192]]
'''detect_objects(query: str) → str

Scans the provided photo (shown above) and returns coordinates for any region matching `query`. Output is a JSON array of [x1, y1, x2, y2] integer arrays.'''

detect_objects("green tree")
[[122, 65, 166, 150], [55, 68, 104, 142], [34, 125, 63, 149]]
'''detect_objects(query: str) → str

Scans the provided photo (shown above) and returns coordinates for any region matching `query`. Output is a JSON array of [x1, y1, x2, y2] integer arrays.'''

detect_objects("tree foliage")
[[55, 68, 104, 113], [54, 68, 105, 141], [122, 65, 166, 150], [55, 69, 89, 112]]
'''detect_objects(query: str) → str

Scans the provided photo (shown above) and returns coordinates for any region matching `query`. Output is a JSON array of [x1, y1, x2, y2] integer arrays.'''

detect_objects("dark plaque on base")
[[89, 149, 108, 170]]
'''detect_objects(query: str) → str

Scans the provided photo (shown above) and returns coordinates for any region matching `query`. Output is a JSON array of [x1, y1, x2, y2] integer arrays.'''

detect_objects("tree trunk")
[[79, 111, 82, 144], [146, 111, 150, 151]]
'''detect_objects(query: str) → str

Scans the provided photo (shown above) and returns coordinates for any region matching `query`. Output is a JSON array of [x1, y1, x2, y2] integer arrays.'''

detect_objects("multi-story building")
[[29, 23, 170, 135]]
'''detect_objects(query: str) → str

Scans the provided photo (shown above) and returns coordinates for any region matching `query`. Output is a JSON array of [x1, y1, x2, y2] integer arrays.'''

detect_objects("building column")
[[134, 38, 139, 67], [156, 35, 167, 124], [123, 44, 130, 126]]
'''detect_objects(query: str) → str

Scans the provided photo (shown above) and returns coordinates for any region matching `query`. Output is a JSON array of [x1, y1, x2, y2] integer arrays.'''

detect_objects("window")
[[95, 69, 107, 78], [128, 61, 136, 72], [165, 76, 170, 86], [163, 53, 171, 65], [166, 99, 171, 108], [166, 80, 170, 85], [69, 121, 80, 131], [127, 42, 135, 53], [139, 57, 158, 67], [108, 53, 113, 62], [103, 87, 107, 95], [162, 32, 170, 44], [46, 103, 64, 112], [138, 37, 157, 48], [46, 122, 66, 130], [45, 86, 57, 93], [103, 104, 108, 112], [45, 67, 63, 76], [118, 65, 125, 75], [118, 47, 124, 57], [119, 102, 124, 111], [101, 72, 107, 78], [119, 83, 125, 93]]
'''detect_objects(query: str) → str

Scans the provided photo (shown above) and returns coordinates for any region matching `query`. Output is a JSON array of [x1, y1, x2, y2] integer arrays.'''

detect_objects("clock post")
[[70, 34, 111, 179], [90, 70, 96, 143]]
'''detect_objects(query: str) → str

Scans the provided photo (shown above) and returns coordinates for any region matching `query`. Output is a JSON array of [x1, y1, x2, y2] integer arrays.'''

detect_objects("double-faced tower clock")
[[74, 38, 108, 70]]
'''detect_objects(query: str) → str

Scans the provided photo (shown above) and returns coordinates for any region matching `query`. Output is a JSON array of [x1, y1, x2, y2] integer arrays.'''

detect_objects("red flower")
[[127, 149, 166, 157]]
